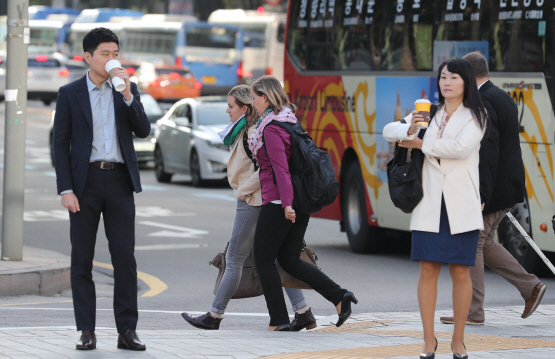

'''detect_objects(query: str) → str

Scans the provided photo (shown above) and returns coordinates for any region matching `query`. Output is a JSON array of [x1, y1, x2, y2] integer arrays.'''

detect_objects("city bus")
[[285, 0, 555, 273], [29, 18, 74, 55], [121, 18, 243, 95], [67, 22, 125, 59], [208, 9, 286, 82]]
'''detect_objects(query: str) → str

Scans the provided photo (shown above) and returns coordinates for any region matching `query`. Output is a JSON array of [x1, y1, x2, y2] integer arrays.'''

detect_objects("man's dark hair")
[[82, 27, 119, 55], [462, 51, 489, 79]]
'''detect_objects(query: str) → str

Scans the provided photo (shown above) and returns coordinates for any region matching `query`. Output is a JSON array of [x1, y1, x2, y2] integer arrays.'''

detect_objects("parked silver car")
[[154, 96, 230, 186]]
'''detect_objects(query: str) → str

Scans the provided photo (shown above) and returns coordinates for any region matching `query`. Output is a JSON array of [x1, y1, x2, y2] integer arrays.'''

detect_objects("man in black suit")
[[440, 52, 546, 325], [53, 28, 150, 351]]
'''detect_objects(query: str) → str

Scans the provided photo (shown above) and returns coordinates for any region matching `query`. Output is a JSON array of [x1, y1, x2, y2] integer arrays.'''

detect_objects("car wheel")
[[190, 151, 204, 187], [154, 147, 172, 183], [498, 197, 547, 274], [42, 99, 52, 106], [341, 160, 384, 253]]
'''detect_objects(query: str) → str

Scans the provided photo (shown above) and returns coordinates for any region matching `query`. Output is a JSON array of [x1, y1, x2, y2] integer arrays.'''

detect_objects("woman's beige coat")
[[383, 104, 485, 234], [227, 125, 262, 206]]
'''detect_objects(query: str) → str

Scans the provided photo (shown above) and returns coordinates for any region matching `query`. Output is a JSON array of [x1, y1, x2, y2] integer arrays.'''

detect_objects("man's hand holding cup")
[[105, 60, 132, 101]]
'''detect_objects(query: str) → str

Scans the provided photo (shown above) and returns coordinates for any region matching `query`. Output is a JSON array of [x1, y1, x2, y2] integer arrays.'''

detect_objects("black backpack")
[[263, 121, 339, 214]]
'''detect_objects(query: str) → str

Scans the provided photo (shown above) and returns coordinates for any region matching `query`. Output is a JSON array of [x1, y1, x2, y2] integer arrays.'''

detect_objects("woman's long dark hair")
[[437, 58, 488, 129]]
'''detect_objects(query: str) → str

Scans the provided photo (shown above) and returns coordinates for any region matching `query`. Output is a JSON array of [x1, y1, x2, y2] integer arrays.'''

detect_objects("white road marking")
[[141, 185, 167, 191], [139, 221, 208, 238], [20, 207, 195, 222], [135, 243, 207, 250], [135, 206, 194, 217], [0, 307, 327, 319], [191, 193, 236, 202]]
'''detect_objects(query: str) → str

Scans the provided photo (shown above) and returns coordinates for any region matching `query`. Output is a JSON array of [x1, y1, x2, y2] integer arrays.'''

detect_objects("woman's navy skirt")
[[411, 197, 479, 266]]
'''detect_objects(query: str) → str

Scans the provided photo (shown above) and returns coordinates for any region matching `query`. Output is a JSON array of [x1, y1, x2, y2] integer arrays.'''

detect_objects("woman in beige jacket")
[[181, 85, 315, 331], [383, 58, 488, 359]]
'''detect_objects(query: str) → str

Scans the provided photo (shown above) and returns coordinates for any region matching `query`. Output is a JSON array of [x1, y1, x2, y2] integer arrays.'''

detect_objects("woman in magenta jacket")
[[248, 76, 356, 331]]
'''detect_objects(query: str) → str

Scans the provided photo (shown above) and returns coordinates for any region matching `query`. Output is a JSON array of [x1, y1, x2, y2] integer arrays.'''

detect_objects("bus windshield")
[[125, 30, 176, 56], [185, 26, 236, 49], [29, 28, 58, 53]]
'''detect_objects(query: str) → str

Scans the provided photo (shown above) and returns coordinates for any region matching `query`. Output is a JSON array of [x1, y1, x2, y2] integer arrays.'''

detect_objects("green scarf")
[[223, 118, 247, 146]]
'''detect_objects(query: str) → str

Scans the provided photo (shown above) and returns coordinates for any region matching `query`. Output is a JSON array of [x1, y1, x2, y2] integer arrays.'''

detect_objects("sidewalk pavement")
[[0, 248, 553, 358], [0, 246, 70, 296], [0, 305, 553, 358]]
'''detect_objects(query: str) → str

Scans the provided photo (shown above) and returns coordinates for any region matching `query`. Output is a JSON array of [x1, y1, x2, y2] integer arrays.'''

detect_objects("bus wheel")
[[154, 147, 172, 183], [498, 198, 544, 274], [342, 161, 384, 254]]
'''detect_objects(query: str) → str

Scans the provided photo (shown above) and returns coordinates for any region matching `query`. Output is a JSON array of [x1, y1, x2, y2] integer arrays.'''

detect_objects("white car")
[[0, 54, 71, 105], [154, 96, 230, 186]]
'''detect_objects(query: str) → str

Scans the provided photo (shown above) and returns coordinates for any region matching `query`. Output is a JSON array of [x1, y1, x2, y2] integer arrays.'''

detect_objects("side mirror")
[[174, 117, 192, 127]]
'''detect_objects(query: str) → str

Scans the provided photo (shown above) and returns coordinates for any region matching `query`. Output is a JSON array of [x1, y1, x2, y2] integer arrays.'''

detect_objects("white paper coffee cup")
[[105, 60, 126, 92]]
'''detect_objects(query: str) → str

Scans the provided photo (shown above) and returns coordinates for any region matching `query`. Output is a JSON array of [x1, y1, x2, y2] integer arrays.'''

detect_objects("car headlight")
[[208, 160, 227, 173], [206, 140, 229, 151]]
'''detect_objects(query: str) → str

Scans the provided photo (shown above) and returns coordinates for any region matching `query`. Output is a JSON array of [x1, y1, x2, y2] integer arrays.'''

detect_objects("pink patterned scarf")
[[248, 107, 297, 158]]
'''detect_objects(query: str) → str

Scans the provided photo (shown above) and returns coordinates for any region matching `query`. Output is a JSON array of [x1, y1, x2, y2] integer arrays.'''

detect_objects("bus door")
[[178, 23, 243, 95]]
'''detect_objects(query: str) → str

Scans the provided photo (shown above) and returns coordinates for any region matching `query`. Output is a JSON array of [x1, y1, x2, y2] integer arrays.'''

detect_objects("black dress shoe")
[[273, 324, 291, 331], [420, 337, 438, 358], [290, 308, 317, 331], [336, 291, 358, 327], [181, 312, 222, 330], [117, 329, 146, 351], [76, 330, 96, 350]]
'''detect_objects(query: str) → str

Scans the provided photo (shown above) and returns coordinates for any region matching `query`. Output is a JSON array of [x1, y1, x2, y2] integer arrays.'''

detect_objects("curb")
[[0, 246, 71, 296]]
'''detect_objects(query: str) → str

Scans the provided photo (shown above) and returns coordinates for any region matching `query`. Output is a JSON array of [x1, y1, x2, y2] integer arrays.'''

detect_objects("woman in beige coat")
[[383, 58, 488, 359], [181, 85, 315, 331]]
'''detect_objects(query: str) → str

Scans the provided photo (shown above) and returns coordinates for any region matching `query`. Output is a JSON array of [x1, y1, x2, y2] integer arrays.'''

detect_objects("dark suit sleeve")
[[479, 99, 499, 204], [125, 82, 151, 138], [53, 86, 73, 195]]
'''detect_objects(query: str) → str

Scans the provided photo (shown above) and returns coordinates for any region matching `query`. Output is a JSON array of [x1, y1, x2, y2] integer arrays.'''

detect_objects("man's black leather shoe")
[[181, 312, 222, 330], [117, 329, 146, 350], [76, 330, 96, 350]]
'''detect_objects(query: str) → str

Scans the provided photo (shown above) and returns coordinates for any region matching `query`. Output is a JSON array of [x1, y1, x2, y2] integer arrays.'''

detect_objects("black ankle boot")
[[290, 308, 317, 331], [181, 312, 222, 330]]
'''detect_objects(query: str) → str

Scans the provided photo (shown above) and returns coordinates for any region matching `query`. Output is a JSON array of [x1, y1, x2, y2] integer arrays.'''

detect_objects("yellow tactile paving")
[[265, 321, 555, 359]]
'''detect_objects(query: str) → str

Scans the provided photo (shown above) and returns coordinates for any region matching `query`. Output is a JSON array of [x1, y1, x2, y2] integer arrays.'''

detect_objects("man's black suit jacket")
[[478, 80, 526, 215], [53, 76, 151, 198]]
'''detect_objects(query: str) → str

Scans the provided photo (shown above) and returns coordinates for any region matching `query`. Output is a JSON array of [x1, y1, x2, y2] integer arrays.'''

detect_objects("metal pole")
[[1, 0, 28, 261], [505, 212, 555, 276]]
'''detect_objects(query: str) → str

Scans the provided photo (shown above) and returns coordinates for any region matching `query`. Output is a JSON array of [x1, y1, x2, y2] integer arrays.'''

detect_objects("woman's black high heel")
[[452, 343, 468, 359], [420, 337, 438, 358], [273, 324, 291, 331], [335, 291, 358, 327]]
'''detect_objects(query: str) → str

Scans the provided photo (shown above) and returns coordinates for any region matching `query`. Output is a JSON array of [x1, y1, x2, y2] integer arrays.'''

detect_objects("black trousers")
[[69, 166, 138, 333], [253, 203, 346, 326]]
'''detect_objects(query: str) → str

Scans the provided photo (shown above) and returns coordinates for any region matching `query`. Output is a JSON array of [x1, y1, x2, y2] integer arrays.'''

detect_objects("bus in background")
[[28, 6, 80, 20], [67, 22, 125, 60], [75, 8, 144, 23], [208, 8, 286, 82], [121, 18, 243, 95], [285, 0, 555, 273], [29, 14, 77, 55]]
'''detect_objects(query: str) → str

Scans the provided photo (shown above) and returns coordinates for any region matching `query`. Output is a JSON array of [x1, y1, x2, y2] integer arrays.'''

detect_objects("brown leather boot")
[[290, 307, 317, 331]]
